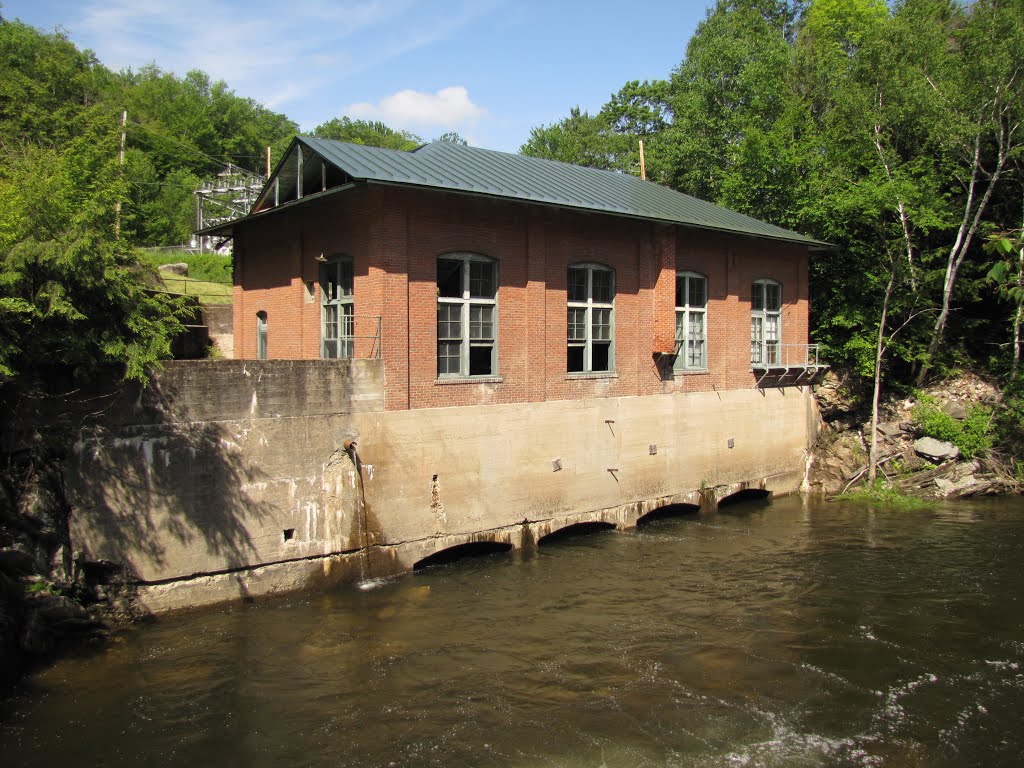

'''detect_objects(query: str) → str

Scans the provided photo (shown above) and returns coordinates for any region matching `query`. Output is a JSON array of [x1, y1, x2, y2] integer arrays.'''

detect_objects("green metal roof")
[[229, 137, 826, 248]]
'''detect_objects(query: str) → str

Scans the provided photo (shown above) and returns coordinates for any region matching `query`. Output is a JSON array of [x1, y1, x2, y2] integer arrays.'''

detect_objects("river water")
[[2, 495, 1023, 767]]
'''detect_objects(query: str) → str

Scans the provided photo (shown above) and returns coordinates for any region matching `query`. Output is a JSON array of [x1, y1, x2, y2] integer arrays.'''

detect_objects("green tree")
[[596, 79, 673, 181], [312, 117, 422, 150], [0, 115, 190, 384], [0, 18, 114, 147], [916, 0, 1024, 383], [665, 0, 800, 220], [519, 106, 625, 170], [433, 131, 468, 145], [986, 224, 1024, 375]]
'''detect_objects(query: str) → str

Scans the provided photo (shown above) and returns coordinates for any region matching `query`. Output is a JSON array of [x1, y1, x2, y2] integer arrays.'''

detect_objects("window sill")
[[566, 372, 619, 381], [672, 369, 709, 376], [434, 376, 504, 385]]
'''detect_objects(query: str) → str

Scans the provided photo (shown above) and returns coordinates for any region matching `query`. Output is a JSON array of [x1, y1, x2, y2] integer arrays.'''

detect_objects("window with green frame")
[[320, 256, 353, 359], [437, 253, 497, 377], [567, 263, 614, 373], [675, 271, 707, 371], [751, 279, 781, 366]]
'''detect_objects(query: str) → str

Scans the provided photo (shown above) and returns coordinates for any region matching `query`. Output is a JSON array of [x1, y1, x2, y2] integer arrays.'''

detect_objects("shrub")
[[994, 375, 1024, 457], [835, 479, 933, 510], [912, 397, 992, 459]]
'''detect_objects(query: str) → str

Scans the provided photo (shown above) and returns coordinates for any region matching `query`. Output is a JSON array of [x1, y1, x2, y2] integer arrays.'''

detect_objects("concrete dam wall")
[[66, 360, 819, 612]]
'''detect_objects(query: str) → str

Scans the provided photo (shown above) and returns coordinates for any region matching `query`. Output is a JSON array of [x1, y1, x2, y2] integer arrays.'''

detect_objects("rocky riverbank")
[[808, 371, 1021, 498], [0, 460, 132, 687]]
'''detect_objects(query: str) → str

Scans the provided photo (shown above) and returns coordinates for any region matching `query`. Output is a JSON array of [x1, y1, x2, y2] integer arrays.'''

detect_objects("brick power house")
[[147, 135, 831, 598], [215, 137, 824, 399]]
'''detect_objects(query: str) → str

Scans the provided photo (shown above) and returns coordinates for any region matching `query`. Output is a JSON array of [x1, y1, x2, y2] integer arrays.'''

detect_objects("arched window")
[[256, 311, 268, 360], [437, 253, 497, 377], [675, 271, 707, 371], [567, 263, 614, 373], [320, 255, 353, 359], [751, 279, 782, 366]]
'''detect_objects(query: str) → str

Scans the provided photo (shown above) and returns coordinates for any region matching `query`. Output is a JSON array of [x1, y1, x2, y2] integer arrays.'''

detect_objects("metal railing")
[[322, 315, 382, 360], [751, 342, 822, 370]]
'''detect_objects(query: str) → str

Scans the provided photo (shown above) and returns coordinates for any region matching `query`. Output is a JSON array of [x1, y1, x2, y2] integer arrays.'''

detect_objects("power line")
[[125, 116, 269, 177]]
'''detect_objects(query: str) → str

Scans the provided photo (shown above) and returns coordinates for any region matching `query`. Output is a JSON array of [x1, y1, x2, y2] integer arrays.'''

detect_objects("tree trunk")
[[918, 101, 1014, 385], [868, 260, 897, 484], [1014, 299, 1022, 377]]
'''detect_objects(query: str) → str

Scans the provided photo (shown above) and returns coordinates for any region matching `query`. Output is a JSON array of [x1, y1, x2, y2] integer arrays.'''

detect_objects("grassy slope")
[[158, 275, 232, 305]]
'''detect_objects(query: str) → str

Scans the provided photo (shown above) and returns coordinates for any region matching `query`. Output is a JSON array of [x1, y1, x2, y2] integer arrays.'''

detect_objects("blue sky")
[[3, 0, 709, 153]]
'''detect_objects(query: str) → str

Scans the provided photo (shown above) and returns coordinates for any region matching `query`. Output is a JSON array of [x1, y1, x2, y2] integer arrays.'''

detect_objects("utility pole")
[[115, 110, 127, 239]]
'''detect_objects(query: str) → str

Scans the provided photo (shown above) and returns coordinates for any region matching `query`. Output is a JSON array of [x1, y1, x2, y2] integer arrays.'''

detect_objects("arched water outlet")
[[718, 488, 772, 508], [636, 503, 700, 527], [412, 541, 513, 571], [538, 521, 616, 546]]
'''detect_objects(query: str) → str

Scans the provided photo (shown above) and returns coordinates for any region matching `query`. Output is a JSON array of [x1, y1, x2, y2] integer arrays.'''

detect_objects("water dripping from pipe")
[[344, 439, 373, 586]]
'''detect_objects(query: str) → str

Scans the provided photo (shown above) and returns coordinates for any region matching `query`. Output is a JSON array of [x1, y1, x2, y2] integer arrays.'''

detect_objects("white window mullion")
[[675, 272, 707, 372], [437, 253, 497, 378]]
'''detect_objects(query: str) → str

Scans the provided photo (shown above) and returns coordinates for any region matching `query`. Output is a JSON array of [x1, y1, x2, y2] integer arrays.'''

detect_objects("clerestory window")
[[437, 254, 497, 377], [675, 271, 707, 371], [567, 264, 615, 374], [320, 256, 354, 359], [751, 279, 782, 366]]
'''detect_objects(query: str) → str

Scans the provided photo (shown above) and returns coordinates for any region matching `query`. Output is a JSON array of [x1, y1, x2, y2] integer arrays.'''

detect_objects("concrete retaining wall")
[[65, 360, 819, 613]]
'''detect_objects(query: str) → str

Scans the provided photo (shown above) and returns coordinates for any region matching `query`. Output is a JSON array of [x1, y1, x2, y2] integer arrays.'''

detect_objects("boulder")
[[876, 422, 903, 438], [26, 592, 90, 624], [914, 436, 960, 463], [0, 547, 38, 577], [942, 401, 968, 420], [158, 262, 188, 276]]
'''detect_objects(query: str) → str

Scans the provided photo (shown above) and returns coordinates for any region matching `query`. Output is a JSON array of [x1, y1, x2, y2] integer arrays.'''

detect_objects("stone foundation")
[[64, 360, 819, 613]]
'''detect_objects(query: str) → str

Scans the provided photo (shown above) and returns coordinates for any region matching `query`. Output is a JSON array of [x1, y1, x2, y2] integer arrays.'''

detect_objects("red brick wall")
[[234, 194, 375, 363], [234, 185, 811, 411]]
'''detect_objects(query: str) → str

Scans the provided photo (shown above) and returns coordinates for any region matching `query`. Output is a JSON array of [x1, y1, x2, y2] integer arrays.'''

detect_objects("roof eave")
[[362, 179, 828, 249]]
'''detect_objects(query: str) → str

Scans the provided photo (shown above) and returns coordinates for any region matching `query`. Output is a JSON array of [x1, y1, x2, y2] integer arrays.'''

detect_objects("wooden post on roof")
[[639, 139, 647, 181], [266, 146, 271, 177], [115, 110, 127, 239]]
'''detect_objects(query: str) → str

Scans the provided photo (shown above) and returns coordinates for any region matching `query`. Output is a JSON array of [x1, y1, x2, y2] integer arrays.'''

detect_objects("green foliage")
[[985, 230, 1024, 304], [433, 131, 468, 145], [912, 396, 993, 459], [0, 102, 191, 384], [520, 80, 672, 179], [520, 107, 626, 171], [667, 0, 799, 214], [0, 233, 192, 384], [312, 117, 421, 150], [994, 375, 1024, 456], [25, 579, 58, 595], [835, 478, 934, 510], [0, 16, 307, 388], [0, 19, 115, 147], [0, 18, 298, 252]]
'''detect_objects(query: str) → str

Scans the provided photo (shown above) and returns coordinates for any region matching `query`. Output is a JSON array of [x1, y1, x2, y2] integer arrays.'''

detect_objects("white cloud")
[[346, 86, 486, 128], [68, 0, 487, 113]]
